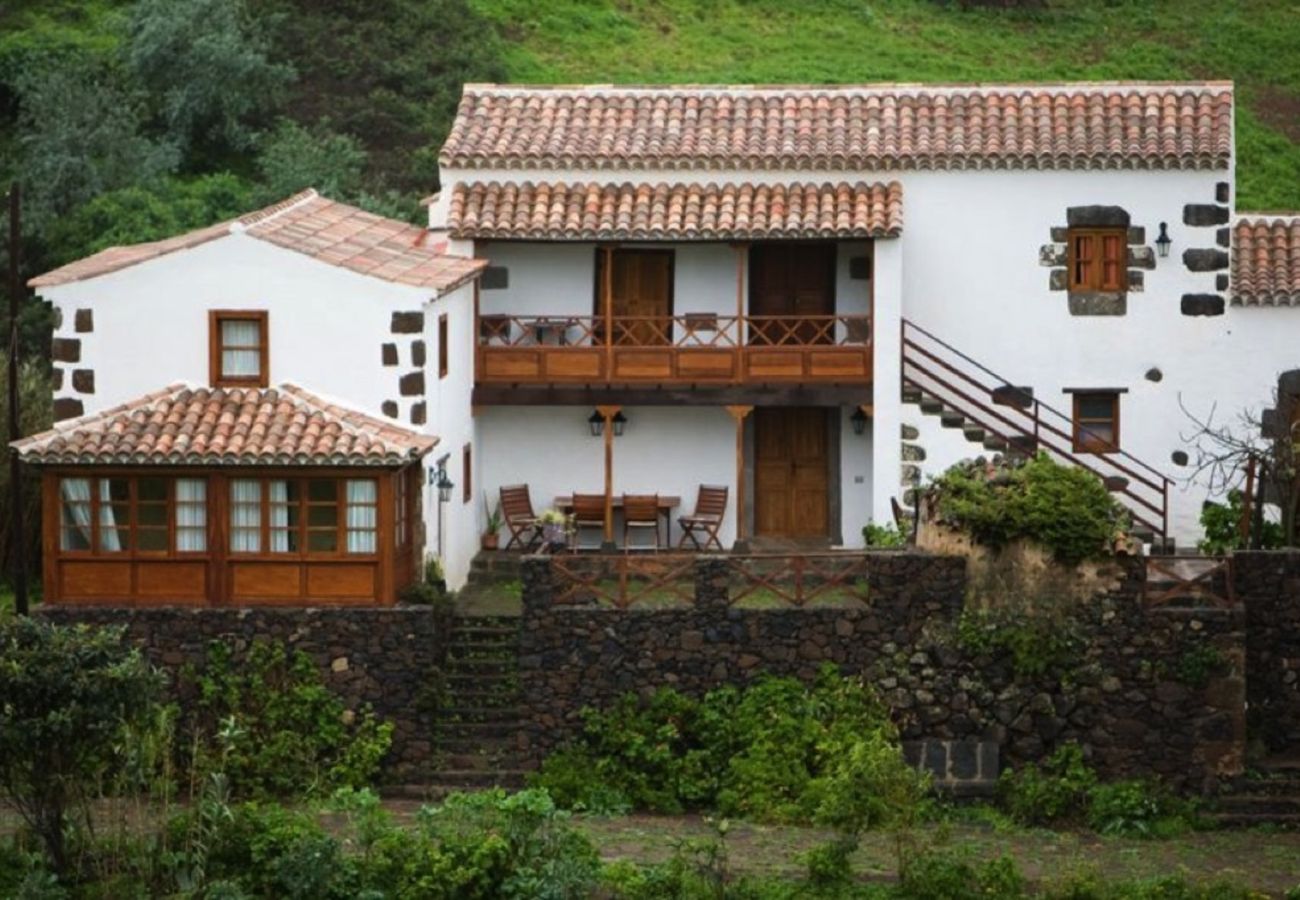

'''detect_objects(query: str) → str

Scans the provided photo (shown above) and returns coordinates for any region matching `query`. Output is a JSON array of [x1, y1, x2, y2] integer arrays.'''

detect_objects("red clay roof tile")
[[440, 84, 1233, 172], [12, 383, 436, 466], [1233, 216, 1300, 306]]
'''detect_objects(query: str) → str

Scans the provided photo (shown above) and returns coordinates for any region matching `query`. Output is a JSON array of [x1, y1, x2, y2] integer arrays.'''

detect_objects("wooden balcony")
[[476, 314, 873, 387]]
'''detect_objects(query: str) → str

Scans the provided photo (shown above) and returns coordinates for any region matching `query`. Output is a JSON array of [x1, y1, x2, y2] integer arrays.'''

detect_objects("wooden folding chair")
[[623, 494, 661, 552], [677, 484, 728, 551], [499, 484, 540, 551], [570, 493, 607, 552]]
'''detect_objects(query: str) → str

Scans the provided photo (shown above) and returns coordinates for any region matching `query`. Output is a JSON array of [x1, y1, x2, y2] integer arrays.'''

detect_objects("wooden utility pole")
[[8, 183, 26, 615]]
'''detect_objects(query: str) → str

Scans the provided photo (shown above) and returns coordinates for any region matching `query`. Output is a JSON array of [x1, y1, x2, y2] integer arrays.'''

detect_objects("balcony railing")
[[476, 313, 873, 385]]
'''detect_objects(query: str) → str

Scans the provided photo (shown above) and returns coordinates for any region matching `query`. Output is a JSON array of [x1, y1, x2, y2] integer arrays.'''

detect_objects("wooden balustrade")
[[476, 313, 873, 385]]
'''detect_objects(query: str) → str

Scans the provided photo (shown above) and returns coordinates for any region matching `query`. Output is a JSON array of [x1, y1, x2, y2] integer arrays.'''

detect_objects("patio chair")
[[570, 493, 607, 551], [499, 484, 540, 551], [623, 494, 662, 551], [677, 484, 728, 551]]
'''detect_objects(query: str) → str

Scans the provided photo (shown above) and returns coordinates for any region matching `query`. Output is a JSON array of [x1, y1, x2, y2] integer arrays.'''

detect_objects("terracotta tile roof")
[[1233, 216, 1300, 306], [440, 83, 1233, 172], [12, 383, 437, 467], [447, 180, 902, 240], [30, 190, 487, 292]]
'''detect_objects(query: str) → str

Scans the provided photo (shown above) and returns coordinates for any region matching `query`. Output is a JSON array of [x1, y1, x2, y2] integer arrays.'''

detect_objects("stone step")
[[983, 437, 1009, 452], [436, 720, 523, 739], [1212, 811, 1300, 828], [962, 427, 986, 443], [901, 384, 922, 404], [918, 396, 945, 415], [940, 412, 966, 429], [438, 750, 526, 771], [1216, 794, 1300, 815], [440, 706, 524, 723]]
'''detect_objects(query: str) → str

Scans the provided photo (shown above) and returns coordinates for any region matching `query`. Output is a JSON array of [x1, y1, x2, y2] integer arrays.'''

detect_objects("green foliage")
[[1176, 643, 1228, 688], [863, 522, 907, 548], [0, 618, 164, 875], [898, 849, 1026, 900], [1198, 490, 1284, 554], [956, 606, 1083, 679], [1085, 780, 1198, 839], [126, 0, 293, 159], [801, 836, 857, 892], [255, 118, 367, 202], [931, 455, 1129, 564], [998, 743, 1097, 827], [44, 173, 255, 265], [184, 639, 392, 798], [0, 357, 51, 585], [532, 667, 927, 827]]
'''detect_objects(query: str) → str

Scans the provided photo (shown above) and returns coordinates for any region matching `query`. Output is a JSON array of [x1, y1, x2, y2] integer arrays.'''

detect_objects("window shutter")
[[1071, 234, 1095, 289], [1100, 234, 1124, 291]]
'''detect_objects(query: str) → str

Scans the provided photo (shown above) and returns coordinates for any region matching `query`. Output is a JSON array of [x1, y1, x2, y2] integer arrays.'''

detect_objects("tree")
[[14, 57, 179, 237], [126, 0, 294, 164], [0, 618, 163, 876], [255, 118, 366, 202], [1181, 376, 1300, 547], [0, 356, 51, 591]]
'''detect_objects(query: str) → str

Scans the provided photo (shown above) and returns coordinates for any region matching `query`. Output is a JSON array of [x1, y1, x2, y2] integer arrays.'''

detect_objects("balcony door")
[[754, 407, 830, 539], [748, 242, 836, 346], [596, 248, 674, 346]]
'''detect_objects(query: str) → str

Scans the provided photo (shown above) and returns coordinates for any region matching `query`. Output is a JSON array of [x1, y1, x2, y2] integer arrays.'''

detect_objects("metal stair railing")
[[901, 318, 1170, 540]]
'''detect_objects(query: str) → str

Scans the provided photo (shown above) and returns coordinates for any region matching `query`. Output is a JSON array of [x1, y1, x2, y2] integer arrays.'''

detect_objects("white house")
[[16, 82, 1300, 605]]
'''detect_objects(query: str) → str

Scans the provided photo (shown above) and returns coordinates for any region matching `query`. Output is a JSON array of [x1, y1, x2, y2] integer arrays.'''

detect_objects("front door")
[[599, 248, 674, 345], [748, 243, 836, 345], [754, 407, 830, 538]]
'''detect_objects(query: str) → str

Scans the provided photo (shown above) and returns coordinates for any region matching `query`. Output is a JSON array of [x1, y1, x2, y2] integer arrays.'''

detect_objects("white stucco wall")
[[41, 233, 430, 417]]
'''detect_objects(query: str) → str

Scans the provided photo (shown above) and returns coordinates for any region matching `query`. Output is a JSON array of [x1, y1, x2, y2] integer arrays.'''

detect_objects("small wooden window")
[[58, 475, 207, 555], [462, 443, 472, 504], [229, 475, 379, 557], [1067, 229, 1127, 292], [210, 311, 269, 387], [1073, 392, 1121, 453], [438, 314, 449, 379]]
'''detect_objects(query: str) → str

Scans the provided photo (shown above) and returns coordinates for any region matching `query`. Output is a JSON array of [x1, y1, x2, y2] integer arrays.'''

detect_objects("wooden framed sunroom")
[[15, 383, 435, 608]]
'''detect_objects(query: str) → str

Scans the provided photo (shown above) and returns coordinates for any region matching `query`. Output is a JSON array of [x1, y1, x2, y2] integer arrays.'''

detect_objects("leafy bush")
[[1198, 490, 1284, 554], [898, 849, 1026, 900], [863, 522, 907, 548], [1086, 781, 1198, 839], [1176, 643, 1228, 688], [0, 619, 164, 875], [931, 455, 1129, 564], [998, 743, 1097, 827], [532, 667, 926, 827], [183, 639, 392, 798], [956, 606, 1083, 679]]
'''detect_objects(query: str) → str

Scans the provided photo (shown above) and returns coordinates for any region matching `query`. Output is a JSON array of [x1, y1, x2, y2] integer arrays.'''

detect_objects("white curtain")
[[221, 319, 261, 377], [269, 480, 290, 552], [59, 478, 92, 550], [176, 478, 207, 551], [346, 479, 377, 553], [230, 479, 261, 552], [97, 479, 122, 551]]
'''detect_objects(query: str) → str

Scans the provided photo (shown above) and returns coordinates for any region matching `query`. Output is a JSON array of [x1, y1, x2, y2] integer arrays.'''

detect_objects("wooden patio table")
[[554, 494, 681, 547]]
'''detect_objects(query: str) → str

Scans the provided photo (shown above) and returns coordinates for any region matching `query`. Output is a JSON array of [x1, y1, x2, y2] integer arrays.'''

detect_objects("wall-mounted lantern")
[[1156, 222, 1172, 259], [588, 409, 628, 437], [851, 407, 868, 436], [434, 466, 454, 504], [612, 411, 627, 437]]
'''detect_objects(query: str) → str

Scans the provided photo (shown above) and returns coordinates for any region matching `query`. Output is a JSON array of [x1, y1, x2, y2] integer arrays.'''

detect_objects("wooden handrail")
[[477, 313, 871, 349]]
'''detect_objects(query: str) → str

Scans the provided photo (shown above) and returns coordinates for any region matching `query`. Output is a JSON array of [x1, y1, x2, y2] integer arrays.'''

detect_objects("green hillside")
[[471, 0, 1300, 212]]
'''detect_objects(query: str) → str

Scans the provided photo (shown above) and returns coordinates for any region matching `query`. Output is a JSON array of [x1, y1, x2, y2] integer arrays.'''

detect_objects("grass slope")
[[470, 0, 1300, 211]]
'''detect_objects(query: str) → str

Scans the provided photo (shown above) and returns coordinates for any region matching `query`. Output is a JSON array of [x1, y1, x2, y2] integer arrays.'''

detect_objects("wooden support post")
[[597, 403, 621, 550], [725, 405, 753, 551], [732, 243, 748, 384], [601, 246, 614, 384]]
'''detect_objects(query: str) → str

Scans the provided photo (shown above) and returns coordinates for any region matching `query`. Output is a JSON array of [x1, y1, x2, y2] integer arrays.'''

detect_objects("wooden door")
[[754, 407, 830, 538], [748, 243, 836, 345], [599, 249, 674, 345]]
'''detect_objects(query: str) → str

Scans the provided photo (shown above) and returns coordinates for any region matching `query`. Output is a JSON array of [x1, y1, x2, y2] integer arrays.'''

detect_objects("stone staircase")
[[455, 552, 526, 617], [430, 616, 529, 793], [1214, 758, 1300, 827]]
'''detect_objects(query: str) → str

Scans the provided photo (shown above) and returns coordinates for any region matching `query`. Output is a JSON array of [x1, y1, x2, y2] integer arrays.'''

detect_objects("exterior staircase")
[[899, 319, 1173, 549], [430, 616, 529, 793], [1214, 758, 1300, 827], [455, 552, 526, 617]]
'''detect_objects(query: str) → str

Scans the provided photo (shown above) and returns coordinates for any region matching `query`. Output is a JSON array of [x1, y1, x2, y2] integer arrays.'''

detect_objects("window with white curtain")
[[230, 479, 262, 552], [211, 311, 267, 386], [346, 480, 378, 553], [57, 475, 210, 554]]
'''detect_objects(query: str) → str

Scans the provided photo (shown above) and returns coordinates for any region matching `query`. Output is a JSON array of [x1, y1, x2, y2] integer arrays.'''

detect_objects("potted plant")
[[536, 507, 571, 551], [482, 493, 503, 551]]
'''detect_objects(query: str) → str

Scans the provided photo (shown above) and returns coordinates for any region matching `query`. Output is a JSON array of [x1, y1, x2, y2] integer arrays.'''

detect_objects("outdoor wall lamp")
[[1156, 222, 1171, 258], [850, 407, 868, 436], [588, 409, 628, 437], [433, 466, 454, 504]]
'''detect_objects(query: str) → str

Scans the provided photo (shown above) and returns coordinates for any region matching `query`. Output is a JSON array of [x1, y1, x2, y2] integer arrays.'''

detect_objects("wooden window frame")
[[395, 467, 409, 548], [1072, 392, 1121, 454], [227, 475, 381, 560], [209, 310, 269, 387], [462, 443, 472, 505], [438, 313, 449, 379], [56, 474, 209, 558], [1066, 228, 1127, 293]]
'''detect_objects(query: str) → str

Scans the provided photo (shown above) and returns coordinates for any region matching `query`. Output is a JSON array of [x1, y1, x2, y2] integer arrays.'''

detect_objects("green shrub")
[[998, 743, 1097, 827], [956, 606, 1083, 679], [863, 522, 907, 548], [1198, 490, 1284, 554], [898, 849, 1027, 899], [1085, 780, 1198, 839], [1176, 643, 1228, 688], [183, 639, 392, 798], [931, 455, 1129, 564], [0, 619, 165, 876]]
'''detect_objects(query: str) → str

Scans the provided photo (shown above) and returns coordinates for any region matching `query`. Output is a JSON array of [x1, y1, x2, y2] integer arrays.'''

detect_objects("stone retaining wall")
[[1236, 551, 1300, 753], [39, 606, 446, 781], [520, 553, 1246, 791]]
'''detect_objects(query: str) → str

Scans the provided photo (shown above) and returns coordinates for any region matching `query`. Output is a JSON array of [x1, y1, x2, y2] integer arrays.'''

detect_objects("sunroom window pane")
[[346, 479, 378, 554], [59, 478, 92, 551], [230, 479, 261, 552], [176, 478, 207, 552]]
